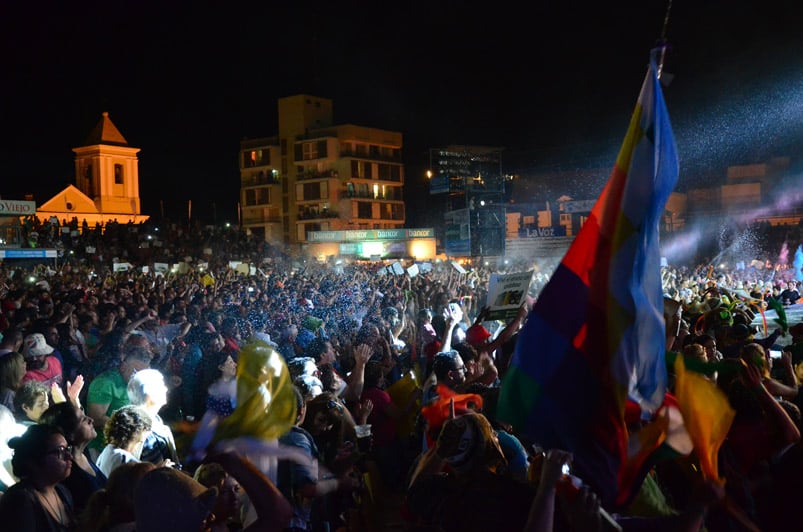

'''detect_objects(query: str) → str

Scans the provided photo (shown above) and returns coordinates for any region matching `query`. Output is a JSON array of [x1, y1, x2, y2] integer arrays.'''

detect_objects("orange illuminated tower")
[[37, 112, 148, 226]]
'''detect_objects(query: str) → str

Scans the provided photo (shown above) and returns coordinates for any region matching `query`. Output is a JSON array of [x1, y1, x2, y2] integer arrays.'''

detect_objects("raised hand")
[[66, 375, 85, 408], [354, 343, 372, 366]]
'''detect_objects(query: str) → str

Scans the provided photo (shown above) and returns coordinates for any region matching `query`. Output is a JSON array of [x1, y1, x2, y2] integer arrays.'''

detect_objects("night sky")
[[2, 1, 802, 227]]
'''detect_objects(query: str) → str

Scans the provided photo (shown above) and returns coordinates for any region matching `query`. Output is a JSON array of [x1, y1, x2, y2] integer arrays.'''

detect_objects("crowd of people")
[[0, 215, 802, 531]]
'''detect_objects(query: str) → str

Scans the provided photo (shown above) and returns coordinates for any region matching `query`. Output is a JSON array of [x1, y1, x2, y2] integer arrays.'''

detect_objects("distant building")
[[35, 112, 149, 227], [239, 94, 405, 245], [666, 157, 802, 229]]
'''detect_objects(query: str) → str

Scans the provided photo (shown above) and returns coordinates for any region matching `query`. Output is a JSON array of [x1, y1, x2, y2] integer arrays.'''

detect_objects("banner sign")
[[0, 199, 36, 215], [308, 228, 434, 242], [0, 249, 57, 259], [444, 209, 470, 256]]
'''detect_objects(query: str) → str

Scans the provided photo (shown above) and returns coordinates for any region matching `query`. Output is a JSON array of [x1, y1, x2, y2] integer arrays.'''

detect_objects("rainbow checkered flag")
[[498, 48, 678, 509]]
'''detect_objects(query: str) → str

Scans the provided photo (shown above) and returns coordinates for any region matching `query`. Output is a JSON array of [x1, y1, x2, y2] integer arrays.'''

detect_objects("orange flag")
[[673, 356, 735, 484]]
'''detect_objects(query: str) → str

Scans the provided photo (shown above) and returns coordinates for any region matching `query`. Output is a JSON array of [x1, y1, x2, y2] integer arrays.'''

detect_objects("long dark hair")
[[199, 349, 237, 395], [39, 402, 82, 444], [301, 392, 355, 468]]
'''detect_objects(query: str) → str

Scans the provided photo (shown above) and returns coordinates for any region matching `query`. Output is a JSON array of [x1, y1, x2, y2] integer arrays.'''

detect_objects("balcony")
[[341, 190, 404, 202], [297, 207, 339, 220], [339, 148, 402, 163], [242, 215, 281, 225], [241, 173, 281, 186], [296, 169, 339, 181]]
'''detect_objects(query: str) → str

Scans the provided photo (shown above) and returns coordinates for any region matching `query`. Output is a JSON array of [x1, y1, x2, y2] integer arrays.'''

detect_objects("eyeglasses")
[[326, 399, 343, 412], [45, 445, 74, 461]]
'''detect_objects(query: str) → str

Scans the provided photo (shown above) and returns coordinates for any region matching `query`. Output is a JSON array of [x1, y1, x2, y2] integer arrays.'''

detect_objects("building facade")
[[240, 94, 405, 245]]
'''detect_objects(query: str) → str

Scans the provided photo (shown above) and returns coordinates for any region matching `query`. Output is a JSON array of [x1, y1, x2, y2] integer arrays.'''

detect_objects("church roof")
[[83, 112, 129, 147]]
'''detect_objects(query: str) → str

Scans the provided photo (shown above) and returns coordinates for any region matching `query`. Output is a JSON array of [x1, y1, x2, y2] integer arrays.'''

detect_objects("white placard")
[[113, 263, 131, 272], [451, 260, 466, 274], [154, 262, 169, 273], [487, 270, 534, 321], [407, 264, 419, 278]]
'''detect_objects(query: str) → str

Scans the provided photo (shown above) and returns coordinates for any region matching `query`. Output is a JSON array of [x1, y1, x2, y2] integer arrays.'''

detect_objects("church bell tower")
[[72, 112, 143, 216]]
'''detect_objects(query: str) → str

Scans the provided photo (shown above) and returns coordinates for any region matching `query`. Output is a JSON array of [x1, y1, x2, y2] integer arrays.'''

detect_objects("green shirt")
[[86, 368, 129, 450]]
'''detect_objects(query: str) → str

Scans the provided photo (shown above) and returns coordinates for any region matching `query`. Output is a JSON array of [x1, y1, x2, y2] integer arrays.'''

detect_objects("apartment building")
[[240, 95, 405, 245]]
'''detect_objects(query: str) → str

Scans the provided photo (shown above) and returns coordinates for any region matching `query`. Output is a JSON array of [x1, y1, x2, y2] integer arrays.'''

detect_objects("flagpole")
[[656, 0, 673, 80]]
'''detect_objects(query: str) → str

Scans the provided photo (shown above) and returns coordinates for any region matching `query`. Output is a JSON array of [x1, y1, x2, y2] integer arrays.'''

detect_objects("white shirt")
[[96, 444, 139, 477]]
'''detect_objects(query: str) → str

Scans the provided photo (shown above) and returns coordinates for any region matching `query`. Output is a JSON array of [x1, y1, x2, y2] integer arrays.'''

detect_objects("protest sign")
[[487, 270, 534, 320]]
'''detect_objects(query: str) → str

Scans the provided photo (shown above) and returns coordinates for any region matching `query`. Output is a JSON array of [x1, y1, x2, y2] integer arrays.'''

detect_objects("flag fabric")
[[617, 392, 693, 508], [497, 49, 678, 508], [420, 384, 484, 447], [673, 355, 735, 485], [190, 339, 298, 456]]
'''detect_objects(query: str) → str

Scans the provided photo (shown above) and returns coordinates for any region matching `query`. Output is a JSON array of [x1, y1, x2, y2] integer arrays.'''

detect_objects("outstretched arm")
[[211, 451, 293, 532]]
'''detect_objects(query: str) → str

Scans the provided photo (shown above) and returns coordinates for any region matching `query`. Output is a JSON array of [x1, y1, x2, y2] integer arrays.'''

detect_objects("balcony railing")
[[339, 148, 402, 163], [296, 170, 339, 181], [241, 175, 281, 186], [341, 190, 404, 201], [297, 208, 339, 220], [242, 216, 281, 225]]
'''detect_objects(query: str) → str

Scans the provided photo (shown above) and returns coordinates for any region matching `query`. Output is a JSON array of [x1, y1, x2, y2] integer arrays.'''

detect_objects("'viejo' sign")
[[0, 200, 36, 215]]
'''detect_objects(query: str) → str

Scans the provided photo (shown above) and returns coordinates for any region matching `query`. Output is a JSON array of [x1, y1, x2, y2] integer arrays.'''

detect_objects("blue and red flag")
[[497, 49, 678, 508]]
